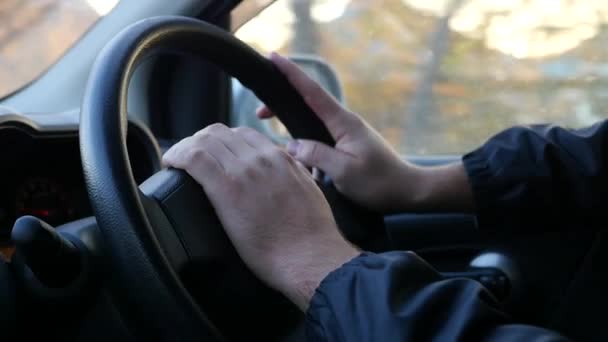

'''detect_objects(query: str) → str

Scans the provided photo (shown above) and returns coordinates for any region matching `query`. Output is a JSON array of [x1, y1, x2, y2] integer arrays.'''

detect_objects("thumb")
[[256, 105, 274, 119], [287, 139, 352, 180]]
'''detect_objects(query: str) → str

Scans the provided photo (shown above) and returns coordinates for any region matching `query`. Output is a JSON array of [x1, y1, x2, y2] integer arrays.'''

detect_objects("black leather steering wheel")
[[80, 16, 384, 341]]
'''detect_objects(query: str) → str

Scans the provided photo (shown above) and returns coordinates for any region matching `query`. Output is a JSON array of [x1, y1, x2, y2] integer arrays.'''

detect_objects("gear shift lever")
[[12, 216, 81, 288]]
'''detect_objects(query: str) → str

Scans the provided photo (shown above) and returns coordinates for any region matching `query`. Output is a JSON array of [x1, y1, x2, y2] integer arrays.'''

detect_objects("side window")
[[0, 0, 119, 99], [235, 0, 608, 155]]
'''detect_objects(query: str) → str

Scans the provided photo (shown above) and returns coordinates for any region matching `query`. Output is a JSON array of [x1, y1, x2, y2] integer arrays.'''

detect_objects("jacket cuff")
[[304, 252, 369, 340], [306, 251, 369, 310], [462, 148, 500, 229], [304, 251, 440, 340]]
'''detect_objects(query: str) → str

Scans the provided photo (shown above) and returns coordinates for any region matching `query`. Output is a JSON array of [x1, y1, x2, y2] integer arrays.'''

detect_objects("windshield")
[[0, 0, 119, 98]]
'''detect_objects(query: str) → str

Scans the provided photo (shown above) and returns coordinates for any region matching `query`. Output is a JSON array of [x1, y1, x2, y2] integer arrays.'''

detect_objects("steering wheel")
[[80, 16, 384, 341]]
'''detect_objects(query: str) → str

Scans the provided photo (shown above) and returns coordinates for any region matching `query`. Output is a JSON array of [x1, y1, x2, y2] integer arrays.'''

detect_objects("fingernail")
[[270, 51, 282, 62], [287, 140, 299, 156], [161, 154, 171, 168]]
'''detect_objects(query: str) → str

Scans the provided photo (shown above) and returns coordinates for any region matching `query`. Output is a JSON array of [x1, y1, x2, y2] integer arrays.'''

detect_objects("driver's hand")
[[258, 53, 428, 213], [162, 124, 359, 311]]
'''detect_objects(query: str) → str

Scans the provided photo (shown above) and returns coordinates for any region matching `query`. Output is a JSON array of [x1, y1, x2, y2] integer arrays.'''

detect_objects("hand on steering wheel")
[[258, 53, 426, 214], [163, 124, 359, 310]]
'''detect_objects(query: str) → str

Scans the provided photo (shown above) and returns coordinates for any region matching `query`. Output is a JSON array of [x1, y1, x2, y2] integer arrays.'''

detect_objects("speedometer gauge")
[[15, 177, 71, 225]]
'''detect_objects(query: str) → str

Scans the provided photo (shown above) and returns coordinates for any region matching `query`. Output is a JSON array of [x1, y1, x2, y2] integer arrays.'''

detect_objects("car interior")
[[0, 0, 606, 341]]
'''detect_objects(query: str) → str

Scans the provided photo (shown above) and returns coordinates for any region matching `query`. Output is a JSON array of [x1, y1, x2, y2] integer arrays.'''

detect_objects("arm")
[[305, 251, 570, 341], [392, 121, 608, 230], [462, 122, 608, 231], [408, 161, 474, 212]]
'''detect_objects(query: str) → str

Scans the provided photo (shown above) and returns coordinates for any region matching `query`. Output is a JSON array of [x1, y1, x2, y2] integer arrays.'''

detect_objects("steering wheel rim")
[[80, 15, 383, 341]]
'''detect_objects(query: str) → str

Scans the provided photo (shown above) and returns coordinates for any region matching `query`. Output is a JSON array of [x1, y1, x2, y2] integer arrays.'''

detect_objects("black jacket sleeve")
[[462, 120, 608, 231], [305, 252, 569, 342]]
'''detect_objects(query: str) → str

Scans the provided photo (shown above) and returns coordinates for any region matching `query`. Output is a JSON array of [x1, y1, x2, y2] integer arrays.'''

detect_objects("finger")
[[286, 139, 353, 180], [256, 106, 275, 119], [295, 160, 309, 174], [162, 136, 201, 168], [162, 136, 192, 167], [270, 52, 357, 138], [196, 123, 254, 158], [163, 142, 224, 192], [165, 134, 239, 172], [232, 126, 275, 150], [197, 136, 240, 170]]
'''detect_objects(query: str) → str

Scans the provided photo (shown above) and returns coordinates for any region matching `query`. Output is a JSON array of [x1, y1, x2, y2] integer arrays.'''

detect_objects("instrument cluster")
[[0, 119, 160, 244]]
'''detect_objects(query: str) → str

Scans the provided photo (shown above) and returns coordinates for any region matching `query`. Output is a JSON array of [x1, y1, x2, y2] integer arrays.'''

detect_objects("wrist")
[[272, 236, 360, 311], [399, 161, 474, 212], [393, 161, 429, 210]]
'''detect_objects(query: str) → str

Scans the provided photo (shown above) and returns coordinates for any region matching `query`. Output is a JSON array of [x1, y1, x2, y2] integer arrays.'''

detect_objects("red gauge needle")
[[20, 209, 51, 217]]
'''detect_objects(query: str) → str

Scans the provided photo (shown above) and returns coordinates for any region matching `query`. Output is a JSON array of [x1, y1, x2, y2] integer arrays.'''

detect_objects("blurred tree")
[[403, 0, 465, 152], [291, 0, 320, 54]]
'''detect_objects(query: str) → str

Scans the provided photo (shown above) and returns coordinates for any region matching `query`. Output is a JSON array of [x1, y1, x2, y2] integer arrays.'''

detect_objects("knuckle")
[[241, 127, 264, 139], [200, 123, 227, 135], [233, 126, 254, 134], [184, 147, 206, 165], [193, 131, 211, 143], [207, 123, 226, 131], [236, 153, 268, 178], [232, 162, 260, 183], [224, 174, 244, 195], [347, 112, 365, 131], [253, 153, 273, 168], [232, 126, 246, 135], [306, 143, 321, 164], [243, 164, 260, 179], [341, 109, 360, 124], [267, 147, 292, 163]]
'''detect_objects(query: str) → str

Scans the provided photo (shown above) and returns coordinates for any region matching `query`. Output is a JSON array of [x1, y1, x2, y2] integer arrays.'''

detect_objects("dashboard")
[[0, 111, 161, 245]]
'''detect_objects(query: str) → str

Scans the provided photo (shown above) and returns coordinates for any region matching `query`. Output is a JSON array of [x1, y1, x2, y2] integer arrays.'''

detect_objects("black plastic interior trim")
[[385, 213, 478, 250], [0, 258, 16, 337]]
